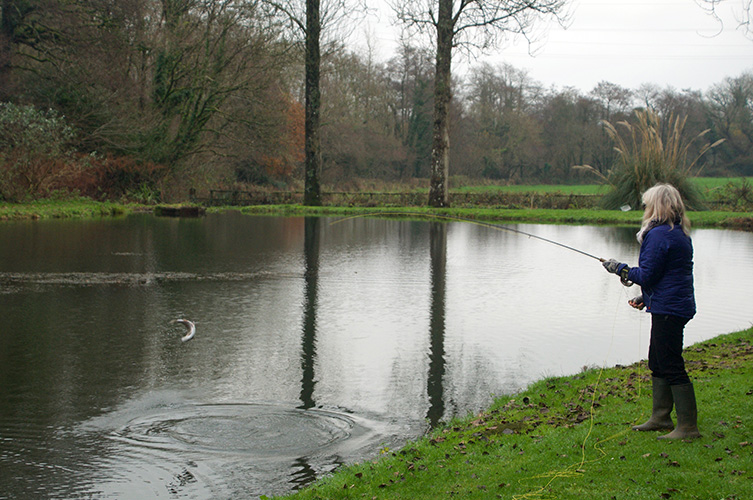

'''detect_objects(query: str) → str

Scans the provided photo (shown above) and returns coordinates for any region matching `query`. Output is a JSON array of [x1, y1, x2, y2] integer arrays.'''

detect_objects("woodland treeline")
[[1, 0, 752, 202]]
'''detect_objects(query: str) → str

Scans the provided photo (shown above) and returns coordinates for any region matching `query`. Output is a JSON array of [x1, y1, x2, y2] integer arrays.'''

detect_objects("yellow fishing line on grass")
[[512, 287, 647, 500]]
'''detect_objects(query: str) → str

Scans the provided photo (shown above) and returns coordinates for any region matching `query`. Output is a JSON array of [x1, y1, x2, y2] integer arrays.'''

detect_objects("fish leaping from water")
[[172, 319, 196, 342]]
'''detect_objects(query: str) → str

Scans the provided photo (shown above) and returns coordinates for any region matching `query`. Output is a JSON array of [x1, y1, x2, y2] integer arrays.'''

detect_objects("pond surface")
[[1, 213, 751, 499]]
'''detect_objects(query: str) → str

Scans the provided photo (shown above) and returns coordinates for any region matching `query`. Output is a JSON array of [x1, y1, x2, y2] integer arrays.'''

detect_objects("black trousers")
[[648, 314, 692, 386]]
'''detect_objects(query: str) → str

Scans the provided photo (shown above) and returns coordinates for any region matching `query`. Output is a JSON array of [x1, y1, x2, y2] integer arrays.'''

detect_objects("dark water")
[[1, 213, 751, 499]]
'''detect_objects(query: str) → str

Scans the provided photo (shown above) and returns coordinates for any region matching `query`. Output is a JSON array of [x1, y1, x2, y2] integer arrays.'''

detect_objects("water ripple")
[[114, 404, 357, 458], [64, 398, 409, 499], [0, 271, 299, 287]]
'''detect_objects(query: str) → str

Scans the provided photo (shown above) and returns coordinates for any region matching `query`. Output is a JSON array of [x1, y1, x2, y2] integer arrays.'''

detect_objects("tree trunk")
[[304, 0, 322, 206], [428, 0, 453, 208], [0, 0, 16, 101]]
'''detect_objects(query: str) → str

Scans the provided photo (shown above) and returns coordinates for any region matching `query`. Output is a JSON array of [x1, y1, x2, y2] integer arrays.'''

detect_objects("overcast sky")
[[359, 0, 753, 93]]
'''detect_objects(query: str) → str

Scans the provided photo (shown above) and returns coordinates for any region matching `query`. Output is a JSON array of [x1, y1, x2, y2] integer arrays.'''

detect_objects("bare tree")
[[268, 0, 364, 205], [304, 0, 322, 205], [588, 81, 633, 175], [699, 0, 752, 39], [3, 0, 285, 168], [0, 0, 21, 100], [590, 81, 632, 122], [706, 72, 753, 168], [392, 0, 567, 207], [385, 41, 434, 176], [464, 62, 543, 180]]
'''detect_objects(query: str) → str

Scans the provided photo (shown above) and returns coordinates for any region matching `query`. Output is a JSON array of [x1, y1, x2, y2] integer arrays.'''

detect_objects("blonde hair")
[[637, 183, 691, 243]]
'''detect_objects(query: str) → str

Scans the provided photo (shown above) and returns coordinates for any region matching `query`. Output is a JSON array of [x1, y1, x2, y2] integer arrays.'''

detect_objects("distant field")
[[453, 177, 753, 195], [691, 176, 753, 191], [453, 184, 608, 195]]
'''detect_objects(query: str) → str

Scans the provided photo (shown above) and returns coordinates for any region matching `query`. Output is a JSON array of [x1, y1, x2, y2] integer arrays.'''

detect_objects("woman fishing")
[[602, 183, 700, 440]]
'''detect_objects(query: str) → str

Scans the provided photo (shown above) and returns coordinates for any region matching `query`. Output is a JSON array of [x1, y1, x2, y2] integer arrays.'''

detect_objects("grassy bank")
[[451, 177, 753, 195], [272, 327, 753, 500], [2, 198, 751, 230], [0, 198, 133, 220], [237, 205, 753, 230]]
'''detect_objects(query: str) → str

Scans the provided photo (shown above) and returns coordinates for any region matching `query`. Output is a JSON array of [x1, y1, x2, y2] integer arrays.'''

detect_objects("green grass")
[[452, 184, 610, 195], [691, 177, 753, 190], [2, 199, 751, 231], [237, 204, 752, 230], [0, 198, 132, 220], [2, 179, 752, 230], [272, 328, 753, 500], [451, 177, 753, 196]]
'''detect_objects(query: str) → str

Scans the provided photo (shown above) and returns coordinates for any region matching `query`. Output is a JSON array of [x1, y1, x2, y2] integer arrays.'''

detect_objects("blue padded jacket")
[[623, 223, 696, 319]]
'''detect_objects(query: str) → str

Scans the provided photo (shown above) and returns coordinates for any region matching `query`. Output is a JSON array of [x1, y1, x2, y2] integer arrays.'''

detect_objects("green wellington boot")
[[632, 377, 675, 431], [658, 383, 701, 440]]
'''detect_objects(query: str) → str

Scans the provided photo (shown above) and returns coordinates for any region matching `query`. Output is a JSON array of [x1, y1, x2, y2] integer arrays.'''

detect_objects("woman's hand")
[[602, 258, 624, 274], [628, 295, 645, 310]]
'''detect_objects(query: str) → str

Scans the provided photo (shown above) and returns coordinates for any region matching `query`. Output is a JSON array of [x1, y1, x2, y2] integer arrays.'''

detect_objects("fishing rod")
[[447, 214, 606, 261], [331, 211, 606, 261], [330, 212, 633, 286], [331, 211, 635, 286]]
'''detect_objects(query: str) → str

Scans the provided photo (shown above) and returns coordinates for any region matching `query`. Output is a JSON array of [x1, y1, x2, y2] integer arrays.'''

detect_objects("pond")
[[1, 212, 751, 499]]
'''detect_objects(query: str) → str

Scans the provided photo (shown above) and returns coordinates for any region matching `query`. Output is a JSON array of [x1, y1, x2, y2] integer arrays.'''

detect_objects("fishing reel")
[[620, 268, 634, 287]]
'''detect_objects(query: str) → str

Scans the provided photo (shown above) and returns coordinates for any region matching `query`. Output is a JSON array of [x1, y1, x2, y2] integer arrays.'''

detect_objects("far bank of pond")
[[235, 204, 753, 230], [0, 199, 132, 220], [2, 199, 751, 230]]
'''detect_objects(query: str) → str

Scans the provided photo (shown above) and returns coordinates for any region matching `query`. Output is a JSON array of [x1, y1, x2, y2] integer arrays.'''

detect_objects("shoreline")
[[273, 327, 753, 499], [1, 200, 752, 231], [234, 204, 753, 231]]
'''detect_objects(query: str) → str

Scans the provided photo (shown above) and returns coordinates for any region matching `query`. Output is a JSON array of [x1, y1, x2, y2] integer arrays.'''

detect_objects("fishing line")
[[511, 291, 628, 500], [334, 210, 641, 496], [516, 287, 653, 500], [330, 211, 606, 262]]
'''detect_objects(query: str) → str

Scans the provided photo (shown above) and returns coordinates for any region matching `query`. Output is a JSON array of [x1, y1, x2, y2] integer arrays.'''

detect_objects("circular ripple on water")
[[115, 404, 357, 458]]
